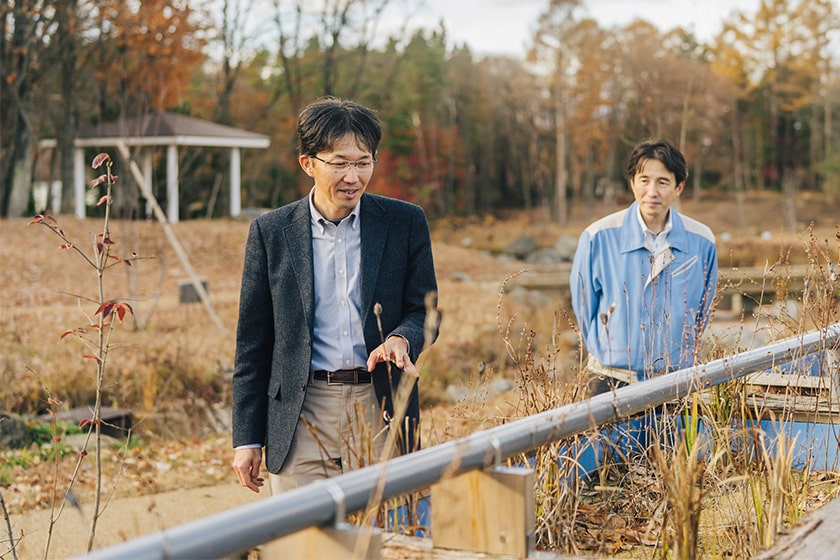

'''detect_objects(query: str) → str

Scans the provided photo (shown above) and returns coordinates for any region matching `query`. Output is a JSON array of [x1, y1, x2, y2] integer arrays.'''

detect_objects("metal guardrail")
[[79, 322, 840, 560]]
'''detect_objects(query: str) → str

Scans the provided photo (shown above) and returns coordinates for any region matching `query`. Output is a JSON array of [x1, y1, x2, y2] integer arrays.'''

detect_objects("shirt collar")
[[308, 188, 361, 232], [635, 205, 673, 239]]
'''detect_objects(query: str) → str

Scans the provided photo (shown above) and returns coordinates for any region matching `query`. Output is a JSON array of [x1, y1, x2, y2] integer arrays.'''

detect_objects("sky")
[[404, 0, 763, 58]]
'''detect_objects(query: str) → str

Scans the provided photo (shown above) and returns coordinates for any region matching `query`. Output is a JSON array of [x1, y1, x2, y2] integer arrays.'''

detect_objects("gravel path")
[[7, 482, 262, 559]]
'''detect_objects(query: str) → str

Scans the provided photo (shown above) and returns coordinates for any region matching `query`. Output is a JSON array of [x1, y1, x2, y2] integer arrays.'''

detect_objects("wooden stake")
[[115, 142, 225, 332], [264, 524, 381, 559]]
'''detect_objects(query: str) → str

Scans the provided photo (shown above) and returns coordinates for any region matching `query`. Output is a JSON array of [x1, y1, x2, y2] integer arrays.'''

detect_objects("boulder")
[[0, 412, 34, 449], [553, 235, 579, 261], [525, 247, 564, 265], [501, 236, 538, 260]]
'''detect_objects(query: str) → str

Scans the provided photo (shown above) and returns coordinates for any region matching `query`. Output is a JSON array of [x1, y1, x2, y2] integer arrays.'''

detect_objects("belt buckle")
[[327, 370, 354, 386]]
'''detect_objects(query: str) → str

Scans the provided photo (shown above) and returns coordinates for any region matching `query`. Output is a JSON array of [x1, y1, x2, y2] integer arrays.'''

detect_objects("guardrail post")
[[262, 482, 382, 559], [431, 466, 535, 558]]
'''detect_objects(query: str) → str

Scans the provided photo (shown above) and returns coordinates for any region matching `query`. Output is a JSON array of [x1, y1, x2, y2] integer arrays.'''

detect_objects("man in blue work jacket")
[[570, 138, 718, 395]]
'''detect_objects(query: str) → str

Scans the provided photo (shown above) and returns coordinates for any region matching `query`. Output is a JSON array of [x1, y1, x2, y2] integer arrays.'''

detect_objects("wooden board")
[[264, 524, 381, 559], [754, 496, 840, 560], [431, 467, 535, 558]]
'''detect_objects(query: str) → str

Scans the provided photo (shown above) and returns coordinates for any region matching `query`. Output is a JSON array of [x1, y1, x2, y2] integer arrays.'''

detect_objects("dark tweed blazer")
[[231, 193, 439, 474]]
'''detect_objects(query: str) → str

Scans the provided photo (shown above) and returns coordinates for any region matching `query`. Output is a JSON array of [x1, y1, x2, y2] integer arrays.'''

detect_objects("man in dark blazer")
[[231, 97, 439, 493]]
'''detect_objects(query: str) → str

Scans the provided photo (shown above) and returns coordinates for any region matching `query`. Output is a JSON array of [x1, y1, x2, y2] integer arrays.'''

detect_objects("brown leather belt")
[[312, 368, 371, 384]]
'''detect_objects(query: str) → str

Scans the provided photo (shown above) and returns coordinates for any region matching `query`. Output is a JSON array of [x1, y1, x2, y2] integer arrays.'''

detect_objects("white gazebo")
[[69, 112, 270, 223]]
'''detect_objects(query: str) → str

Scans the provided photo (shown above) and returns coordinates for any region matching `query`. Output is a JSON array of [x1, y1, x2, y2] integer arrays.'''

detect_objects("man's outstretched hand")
[[367, 336, 419, 379]]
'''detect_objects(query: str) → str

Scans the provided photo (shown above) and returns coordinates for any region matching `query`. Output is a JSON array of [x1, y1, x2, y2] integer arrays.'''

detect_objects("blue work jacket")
[[570, 202, 718, 378]]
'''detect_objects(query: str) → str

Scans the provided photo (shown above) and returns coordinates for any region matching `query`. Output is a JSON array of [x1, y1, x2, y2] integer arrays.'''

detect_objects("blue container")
[[381, 493, 432, 536], [750, 418, 840, 471]]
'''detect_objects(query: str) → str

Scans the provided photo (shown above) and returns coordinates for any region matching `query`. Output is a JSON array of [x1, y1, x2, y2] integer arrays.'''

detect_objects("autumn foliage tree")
[[89, 0, 207, 115], [2, 0, 840, 226]]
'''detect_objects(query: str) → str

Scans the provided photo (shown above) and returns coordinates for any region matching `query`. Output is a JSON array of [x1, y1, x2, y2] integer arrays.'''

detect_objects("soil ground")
[[8, 482, 261, 559]]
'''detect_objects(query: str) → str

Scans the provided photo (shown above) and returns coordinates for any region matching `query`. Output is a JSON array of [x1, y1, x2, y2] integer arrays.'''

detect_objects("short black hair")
[[626, 138, 688, 185], [297, 96, 382, 156]]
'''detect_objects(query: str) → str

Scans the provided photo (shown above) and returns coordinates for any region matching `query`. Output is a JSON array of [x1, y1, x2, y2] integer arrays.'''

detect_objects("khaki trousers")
[[261, 378, 385, 558], [585, 355, 637, 396], [268, 376, 385, 494]]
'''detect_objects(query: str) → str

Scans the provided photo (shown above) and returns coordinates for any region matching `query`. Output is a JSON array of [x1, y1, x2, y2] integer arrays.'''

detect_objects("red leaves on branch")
[[90, 174, 119, 188], [91, 153, 117, 187], [29, 214, 69, 243], [95, 233, 118, 257], [96, 301, 134, 322], [29, 214, 57, 226], [91, 153, 111, 169], [60, 327, 88, 340], [107, 254, 133, 267], [79, 418, 99, 431]]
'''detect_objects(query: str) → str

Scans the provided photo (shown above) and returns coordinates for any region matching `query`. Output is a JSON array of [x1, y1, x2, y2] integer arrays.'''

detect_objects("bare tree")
[[53, 0, 85, 215], [266, 0, 396, 118], [215, 0, 256, 125], [529, 0, 581, 227], [1, 0, 49, 217]]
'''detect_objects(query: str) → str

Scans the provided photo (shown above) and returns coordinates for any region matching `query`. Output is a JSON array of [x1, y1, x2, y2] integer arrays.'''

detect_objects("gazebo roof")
[[75, 111, 271, 149]]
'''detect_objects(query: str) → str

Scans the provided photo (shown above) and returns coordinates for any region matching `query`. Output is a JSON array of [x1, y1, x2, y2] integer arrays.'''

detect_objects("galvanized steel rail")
[[80, 323, 840, 560]]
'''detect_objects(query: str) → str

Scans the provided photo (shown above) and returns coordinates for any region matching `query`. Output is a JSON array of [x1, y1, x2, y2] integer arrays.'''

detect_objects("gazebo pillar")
[[230, 147, 241, 218], [74, 147, 86, 219], [166, 144, 179, 224], [143, 150, 153, 219]]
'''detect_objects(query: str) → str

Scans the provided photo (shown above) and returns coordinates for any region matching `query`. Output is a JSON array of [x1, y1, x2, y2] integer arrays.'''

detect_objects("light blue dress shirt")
[[308, 194, 367, 372]]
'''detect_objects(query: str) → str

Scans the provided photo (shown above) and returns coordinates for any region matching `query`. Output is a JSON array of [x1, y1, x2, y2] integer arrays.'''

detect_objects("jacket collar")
[[620, 201, 688, 254]]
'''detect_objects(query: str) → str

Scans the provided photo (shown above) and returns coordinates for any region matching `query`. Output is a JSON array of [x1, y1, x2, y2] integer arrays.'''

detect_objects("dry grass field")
[[4, 192, 824, 426], [3, 190, 840, 557]]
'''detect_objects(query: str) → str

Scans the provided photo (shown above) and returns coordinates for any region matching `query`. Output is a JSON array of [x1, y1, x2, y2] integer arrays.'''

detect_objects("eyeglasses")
[[311, 155, 376, 174]]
